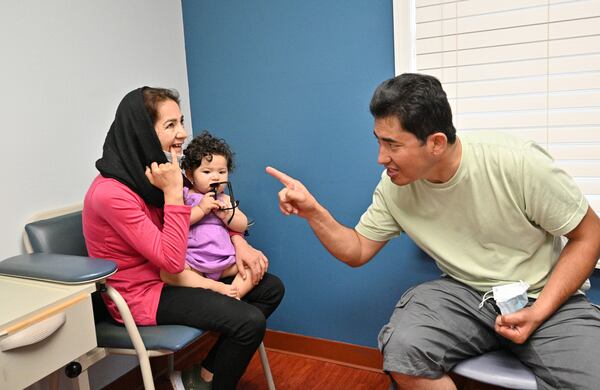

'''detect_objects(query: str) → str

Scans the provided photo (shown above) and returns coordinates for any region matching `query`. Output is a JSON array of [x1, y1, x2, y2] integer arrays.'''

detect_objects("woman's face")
[[154, 99, 188, 154]]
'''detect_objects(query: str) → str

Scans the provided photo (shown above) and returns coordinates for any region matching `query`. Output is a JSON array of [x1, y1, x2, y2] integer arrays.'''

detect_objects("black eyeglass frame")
[[209, 181, 240, 224]]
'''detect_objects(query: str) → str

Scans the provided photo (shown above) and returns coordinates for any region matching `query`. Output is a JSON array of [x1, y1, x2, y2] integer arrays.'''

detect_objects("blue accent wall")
[[588, 270, 600, 304], [181, 1, 600, 349], [181, 0, 441, 347]]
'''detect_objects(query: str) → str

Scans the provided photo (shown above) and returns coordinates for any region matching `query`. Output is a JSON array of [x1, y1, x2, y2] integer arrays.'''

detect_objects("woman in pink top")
[[83, 87, 284, 390]]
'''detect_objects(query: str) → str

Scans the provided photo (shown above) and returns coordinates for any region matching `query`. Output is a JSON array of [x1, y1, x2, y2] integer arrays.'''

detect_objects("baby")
[[160, 131, 254, 299]]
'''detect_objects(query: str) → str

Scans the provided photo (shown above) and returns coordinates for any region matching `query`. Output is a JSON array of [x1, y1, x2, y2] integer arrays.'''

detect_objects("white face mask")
[[163, 150, 183, 167], [479, 281, 530, 315]]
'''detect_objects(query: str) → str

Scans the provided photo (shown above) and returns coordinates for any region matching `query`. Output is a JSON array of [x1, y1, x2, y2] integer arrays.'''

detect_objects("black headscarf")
[[96, 87, 168, 207]]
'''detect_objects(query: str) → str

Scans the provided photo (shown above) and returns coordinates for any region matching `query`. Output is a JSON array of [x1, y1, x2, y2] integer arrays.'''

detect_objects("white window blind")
[[412, 0, 600, 215]]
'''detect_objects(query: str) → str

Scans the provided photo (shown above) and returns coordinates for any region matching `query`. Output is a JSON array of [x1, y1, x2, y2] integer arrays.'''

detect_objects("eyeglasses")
[[209, 181, 239, 224]]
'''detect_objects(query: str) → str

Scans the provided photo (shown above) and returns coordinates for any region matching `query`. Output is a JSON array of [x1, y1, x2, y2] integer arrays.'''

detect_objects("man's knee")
[[390, 371, 415, 387], [390, 371, 424, 390], [383, 329, 427, 364], [389, 371, 456, 390], [382, 333, 453, 388]]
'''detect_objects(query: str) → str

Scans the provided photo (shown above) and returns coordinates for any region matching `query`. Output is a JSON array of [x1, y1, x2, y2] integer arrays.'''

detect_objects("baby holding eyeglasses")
[[159, 131, 255, 299]]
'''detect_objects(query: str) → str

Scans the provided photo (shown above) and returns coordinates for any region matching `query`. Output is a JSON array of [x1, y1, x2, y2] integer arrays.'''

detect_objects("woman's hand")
[[145, 148, 183, 204], [231, 235, 268, 285]]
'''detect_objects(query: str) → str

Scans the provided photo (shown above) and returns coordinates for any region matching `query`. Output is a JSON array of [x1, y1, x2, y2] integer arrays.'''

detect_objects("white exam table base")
[[0, 276, 96, 390]]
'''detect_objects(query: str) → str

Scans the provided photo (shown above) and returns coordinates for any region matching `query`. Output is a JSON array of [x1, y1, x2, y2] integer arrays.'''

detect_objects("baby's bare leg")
[[229, 266, 254, 299], [221, 263, 239, 277], [160, 267, 238, 298], [160, 265, 206, 287]]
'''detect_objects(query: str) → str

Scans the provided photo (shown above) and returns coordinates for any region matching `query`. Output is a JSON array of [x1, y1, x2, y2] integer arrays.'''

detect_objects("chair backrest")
[[25, 210, 88, 256], [24, 207, 111, 322]]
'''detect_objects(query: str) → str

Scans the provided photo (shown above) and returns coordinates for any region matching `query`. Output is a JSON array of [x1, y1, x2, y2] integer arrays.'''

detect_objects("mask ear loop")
[[478, 290, 494, 309]]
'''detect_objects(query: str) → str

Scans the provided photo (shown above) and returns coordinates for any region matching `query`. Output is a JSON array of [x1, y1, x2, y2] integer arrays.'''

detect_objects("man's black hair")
[[370, 73, 456, 144]]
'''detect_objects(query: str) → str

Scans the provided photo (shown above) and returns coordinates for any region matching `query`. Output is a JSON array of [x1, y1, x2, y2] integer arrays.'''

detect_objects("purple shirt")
[[184, 187, 236, 280]]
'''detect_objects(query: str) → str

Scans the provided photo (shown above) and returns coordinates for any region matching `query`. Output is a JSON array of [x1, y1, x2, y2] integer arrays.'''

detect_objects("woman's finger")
[[145, 166, 154, 185], [260, 258, 268, 276], [251, 258, 262, 285]]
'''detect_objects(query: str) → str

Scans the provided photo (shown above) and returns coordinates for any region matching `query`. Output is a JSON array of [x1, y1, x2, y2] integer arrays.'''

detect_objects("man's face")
[[374, 116, 435, 186]]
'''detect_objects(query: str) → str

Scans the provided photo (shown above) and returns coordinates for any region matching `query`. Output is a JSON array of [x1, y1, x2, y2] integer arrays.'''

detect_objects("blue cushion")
[[453, 350, 537, 389], [96, 321, 204, 351], [0, 253, 116, 284]]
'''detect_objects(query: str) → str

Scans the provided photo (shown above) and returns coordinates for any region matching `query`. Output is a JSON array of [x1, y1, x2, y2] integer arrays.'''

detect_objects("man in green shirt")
[[267, 73, 600, 389]]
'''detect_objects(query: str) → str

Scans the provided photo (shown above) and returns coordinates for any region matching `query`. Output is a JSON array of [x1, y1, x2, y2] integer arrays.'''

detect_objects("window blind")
[[411, 0, 600, 216]]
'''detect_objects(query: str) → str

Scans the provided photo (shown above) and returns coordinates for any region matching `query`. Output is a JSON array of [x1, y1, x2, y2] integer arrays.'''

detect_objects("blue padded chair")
[[387, 350, 537, 390], [24, 205, 275, 390], [453, 350, 537, 389]]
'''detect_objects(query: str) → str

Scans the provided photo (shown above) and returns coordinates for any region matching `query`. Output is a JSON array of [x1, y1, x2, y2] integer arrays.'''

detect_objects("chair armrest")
[[0, 253, 116, 284]]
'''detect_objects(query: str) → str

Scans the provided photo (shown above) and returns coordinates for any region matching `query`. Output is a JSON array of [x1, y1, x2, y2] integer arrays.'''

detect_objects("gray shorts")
[[378, 277, 600, 390]]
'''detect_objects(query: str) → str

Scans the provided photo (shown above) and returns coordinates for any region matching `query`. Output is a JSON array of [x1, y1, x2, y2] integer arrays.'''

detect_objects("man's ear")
[[428, 132, 448, 156]]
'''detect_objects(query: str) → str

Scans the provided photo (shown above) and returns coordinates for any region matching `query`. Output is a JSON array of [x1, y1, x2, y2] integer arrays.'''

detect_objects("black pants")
[[156, 273, 284, 390]]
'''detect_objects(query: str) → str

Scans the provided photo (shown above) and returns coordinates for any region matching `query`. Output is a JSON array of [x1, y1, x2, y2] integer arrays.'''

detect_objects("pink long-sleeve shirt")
[[83, 175, 191, 325]]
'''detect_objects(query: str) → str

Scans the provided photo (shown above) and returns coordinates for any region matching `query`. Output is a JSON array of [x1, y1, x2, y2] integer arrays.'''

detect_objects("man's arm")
[[496, 206, 600, 343], [266, 166, 387, 267], [534, 207, 600, 319]]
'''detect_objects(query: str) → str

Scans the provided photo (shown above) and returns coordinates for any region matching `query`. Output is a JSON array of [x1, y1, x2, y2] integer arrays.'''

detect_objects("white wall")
[[0, 1, 190, 388], [0, 0, 191, 260], [393, 0, 416, 75]]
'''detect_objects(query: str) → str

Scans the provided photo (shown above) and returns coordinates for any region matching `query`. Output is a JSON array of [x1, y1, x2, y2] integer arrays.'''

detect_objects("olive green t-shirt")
[[355, 132, 588, 297]]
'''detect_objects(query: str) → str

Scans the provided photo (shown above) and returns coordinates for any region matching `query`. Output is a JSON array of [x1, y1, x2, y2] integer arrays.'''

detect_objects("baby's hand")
[[197, 193, 221, 216], [214, 194, 233, 220], [214, 282, 240, 299], [215, 207, 232, 221], [217, 194, 231, 208]]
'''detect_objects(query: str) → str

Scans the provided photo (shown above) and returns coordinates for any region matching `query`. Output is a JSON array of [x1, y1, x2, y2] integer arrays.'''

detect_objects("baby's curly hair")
[[182, 131, 235, 173]]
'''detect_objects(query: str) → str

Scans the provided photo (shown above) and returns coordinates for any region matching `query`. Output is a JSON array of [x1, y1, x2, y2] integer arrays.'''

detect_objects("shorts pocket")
[[378, 324, 394, 352], [396, 286, 416, 308], [379, 287, 416, 352]]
